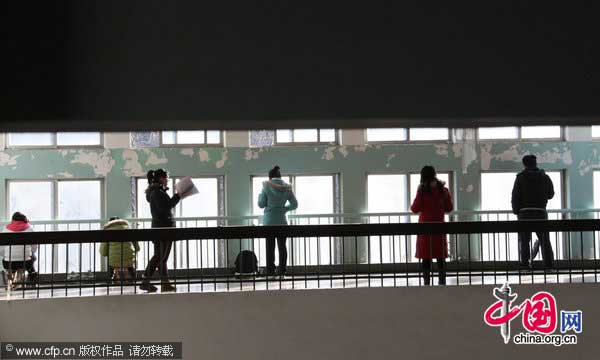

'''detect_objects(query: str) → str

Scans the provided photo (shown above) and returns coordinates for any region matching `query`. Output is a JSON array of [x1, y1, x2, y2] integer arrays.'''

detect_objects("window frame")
[[477, 126, 564, 141], [273, 129, 339, 146], [5, 133, 104, 149], [6, 178, 106, 222], [159, 130, 224, 147], [365, 128, 451, 144]]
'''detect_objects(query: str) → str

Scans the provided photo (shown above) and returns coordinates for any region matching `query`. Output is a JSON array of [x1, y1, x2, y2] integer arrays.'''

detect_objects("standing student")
[[511, 155, 555, 269], [258, 166, 298, 276], [140, 169, 180, 292], [410, 166, 453, 285]]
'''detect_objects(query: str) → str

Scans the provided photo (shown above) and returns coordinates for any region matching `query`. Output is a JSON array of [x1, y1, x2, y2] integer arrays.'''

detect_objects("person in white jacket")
[[1, 212, 37, 282]]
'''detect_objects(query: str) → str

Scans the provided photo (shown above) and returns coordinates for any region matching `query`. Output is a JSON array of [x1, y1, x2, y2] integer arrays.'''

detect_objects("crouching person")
[[100, 217, 139, 283]]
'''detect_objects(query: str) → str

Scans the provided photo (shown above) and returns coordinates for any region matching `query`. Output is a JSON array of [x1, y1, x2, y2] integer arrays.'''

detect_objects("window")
[[7, 132, 102, 147], [135, 176, 225, 269], [521, 126, 561, 139], [592, 126, 600, 138], [7, 180, 103, 274], [367, 175, 408, 213], [480, 171, 563, 261], [408, 128, 450, 141], [251, 174, 340, 266], [478, 127, 519, 140], [366, 128, 449, 142], [366, 173, 451, 264], [161, 130, 222, 145], [478, 126, 561, 140], [275, 129, 337, 144], [367, 128, 407, 143], [593, 171, 600, 259]]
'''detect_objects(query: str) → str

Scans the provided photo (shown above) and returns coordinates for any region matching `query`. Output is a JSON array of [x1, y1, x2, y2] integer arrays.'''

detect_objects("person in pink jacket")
[[1, 212, 38, 285]]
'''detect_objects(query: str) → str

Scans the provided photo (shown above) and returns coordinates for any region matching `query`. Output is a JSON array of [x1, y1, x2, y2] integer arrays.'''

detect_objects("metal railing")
[[0, 218, 599, 300], [3, 209, 598, 274]]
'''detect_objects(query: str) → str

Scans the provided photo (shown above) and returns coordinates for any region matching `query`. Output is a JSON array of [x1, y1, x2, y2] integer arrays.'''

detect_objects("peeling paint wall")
[[0, 141, 599, 221]]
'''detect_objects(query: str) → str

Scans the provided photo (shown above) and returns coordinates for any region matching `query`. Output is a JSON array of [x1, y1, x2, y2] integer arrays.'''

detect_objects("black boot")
[[139, 276, 157, 293]]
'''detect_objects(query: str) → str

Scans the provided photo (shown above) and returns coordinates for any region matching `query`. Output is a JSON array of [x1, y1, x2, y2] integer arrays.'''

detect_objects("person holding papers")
[[140, 169, 180, 293], [258, 166, 298, 277]]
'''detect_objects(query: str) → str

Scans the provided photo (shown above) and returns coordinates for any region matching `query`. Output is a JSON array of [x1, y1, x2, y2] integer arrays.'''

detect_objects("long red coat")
[[410, 182, 453, 259]]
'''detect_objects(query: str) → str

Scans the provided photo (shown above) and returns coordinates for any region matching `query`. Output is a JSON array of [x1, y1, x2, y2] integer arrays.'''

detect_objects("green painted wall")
[[1, 141, 598, 261]]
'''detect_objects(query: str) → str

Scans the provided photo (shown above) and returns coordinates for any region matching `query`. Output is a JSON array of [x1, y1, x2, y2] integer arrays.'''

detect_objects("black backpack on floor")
[[235, 250, 258, 275]]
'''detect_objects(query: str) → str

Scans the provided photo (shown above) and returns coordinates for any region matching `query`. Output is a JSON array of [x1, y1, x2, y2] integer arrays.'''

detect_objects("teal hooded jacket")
[[258, 178, 298, 225]]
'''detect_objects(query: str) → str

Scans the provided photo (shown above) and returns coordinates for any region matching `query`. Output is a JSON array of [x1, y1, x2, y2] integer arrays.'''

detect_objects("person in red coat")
[[410, 166, 453, 285]]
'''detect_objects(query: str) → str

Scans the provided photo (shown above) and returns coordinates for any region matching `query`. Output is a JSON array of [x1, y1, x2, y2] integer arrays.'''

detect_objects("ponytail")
[[147, 170, 155, 184]]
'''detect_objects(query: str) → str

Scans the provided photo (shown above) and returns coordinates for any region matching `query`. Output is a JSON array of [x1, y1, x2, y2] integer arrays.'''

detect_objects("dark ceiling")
[[3, 1, 598, 131]]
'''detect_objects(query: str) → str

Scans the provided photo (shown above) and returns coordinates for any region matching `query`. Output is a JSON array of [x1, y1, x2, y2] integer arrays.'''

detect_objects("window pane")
[[521, 126, 561, 139], [8, 181, 53, 222], [57, 181, 102, 274], [162, 131, 176, 144], [545, 172, 562, 210], [57, 181, 102, 220], [409, 128, 448, 141], [177, 178, 219, 217], [478, 127, 518, 140], [593, 126, 600, 138], [206, 130, 221, 144], [276, 130, 292, 143], [367, 175, 407, 212], [367, 128, 407, 142], [8, 133, 54, 146], [295, 176, 334, 214], [367, 174, 407, 264], [319, 129, 336, 142], [481, 173, 517, 211], [56, 132, 101, 146], [136, 179, 152, 220], [293, 129, 318, 142], [595, 171, 600, 209], [294, 176, 334, 266], [177, 131, 205, 144]]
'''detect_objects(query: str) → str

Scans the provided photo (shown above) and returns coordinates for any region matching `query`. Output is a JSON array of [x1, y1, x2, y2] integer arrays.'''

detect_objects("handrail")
[[1, 219, 600, 245], [2, 208, 600, 226]]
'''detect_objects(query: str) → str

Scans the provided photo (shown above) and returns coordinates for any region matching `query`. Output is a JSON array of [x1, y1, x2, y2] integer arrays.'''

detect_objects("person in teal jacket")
[[258, 166, 298, 275]]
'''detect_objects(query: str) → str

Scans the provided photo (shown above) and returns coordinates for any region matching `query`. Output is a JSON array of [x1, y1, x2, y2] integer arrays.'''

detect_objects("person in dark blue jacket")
[[140, 169, 180, 292], [511, 155, 555, 269]]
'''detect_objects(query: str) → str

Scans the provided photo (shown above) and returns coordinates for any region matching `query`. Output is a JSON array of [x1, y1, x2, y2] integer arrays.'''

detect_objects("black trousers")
[[266, 237, 287, 273], [518, 210, 554, 268], [421, 259, 446, 285], [144, 240, 173, 279]]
